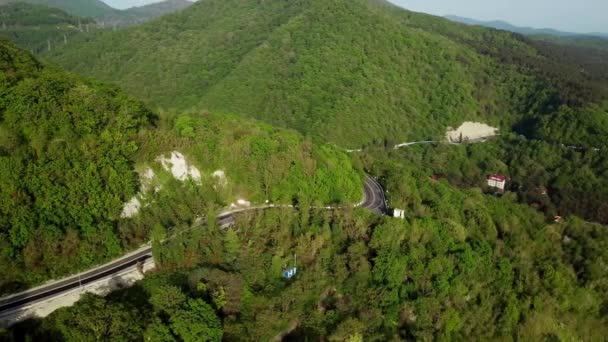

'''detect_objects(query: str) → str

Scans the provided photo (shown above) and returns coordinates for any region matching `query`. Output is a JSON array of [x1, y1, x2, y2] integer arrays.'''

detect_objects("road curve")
[[0, 176, 386, 316], [360, 176, 388, 214]]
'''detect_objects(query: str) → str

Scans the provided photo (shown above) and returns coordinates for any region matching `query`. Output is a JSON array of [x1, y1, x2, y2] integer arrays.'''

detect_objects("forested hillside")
[[0, 38, 152, 292], [0, 3, 96, 54], [5, 154, 607, 340], [44, 0, 608, 148], [0, 40, 362, 293], [533, 34, 608, 52], [0, 0, 113, 17], [0, 0, 192, 29], [98, 0, 193, 28], [0, 0, 607, 339], [445, 15, 608, 51]]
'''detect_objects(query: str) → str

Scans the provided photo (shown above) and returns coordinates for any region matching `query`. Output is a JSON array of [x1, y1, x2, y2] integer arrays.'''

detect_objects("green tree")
[[170, 299, 222, 342], [223, 229, 240, 264]]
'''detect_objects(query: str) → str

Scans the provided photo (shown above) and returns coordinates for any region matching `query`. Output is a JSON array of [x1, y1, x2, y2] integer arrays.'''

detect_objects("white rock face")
[[121, 196, 141, 218], [237, 199, 251, 206], [140, 167, 156, 192], [230, 198, 251, 208], [143, 168, 155, 180], [446, 122, 498, 142], [213, 170, 227, 188], [156, 151, 201, 182], [121, 152, 201, 220]]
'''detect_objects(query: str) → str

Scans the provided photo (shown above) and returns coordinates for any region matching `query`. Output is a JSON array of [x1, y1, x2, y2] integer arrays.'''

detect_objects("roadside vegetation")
[[5, 161, 607, 340], [0, 0, 607, 340], [360, 135, 608, 225], [0, 39, 362, 294]]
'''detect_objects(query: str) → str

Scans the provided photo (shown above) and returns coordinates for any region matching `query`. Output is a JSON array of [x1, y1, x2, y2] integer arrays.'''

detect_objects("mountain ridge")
[[45, 0, 608, 148], [0, 3, 97, 54], [0, 0, 193, 27], [0, 0, 113, 17], [97, 0, 193, 27], [445, 15, 608, 39]]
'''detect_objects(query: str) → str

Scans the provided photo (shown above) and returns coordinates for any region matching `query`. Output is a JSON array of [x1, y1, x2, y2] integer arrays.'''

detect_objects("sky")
[[102, 0, 607, 34], [388, 0, 608, 34]]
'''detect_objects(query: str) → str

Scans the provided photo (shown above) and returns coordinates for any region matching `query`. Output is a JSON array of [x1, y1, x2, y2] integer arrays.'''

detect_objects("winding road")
[[0, 176, 386, 319]]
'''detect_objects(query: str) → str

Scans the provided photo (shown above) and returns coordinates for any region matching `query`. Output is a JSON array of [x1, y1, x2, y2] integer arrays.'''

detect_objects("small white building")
[[393, 209, 405, 219], [487, 175, 507, 191]]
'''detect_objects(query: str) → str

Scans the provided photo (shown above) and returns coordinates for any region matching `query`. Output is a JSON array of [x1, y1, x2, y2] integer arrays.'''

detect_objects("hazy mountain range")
[[445, 15, 608, 39]]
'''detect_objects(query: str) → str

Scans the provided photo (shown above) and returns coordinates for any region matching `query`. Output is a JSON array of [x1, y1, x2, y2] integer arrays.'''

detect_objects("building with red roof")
[[487, 175, 508, 191]]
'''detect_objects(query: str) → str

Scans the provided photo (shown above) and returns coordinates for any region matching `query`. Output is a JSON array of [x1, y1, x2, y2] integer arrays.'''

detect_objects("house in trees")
[[487, 175, 508, 191], [393, 209, 405, 219]]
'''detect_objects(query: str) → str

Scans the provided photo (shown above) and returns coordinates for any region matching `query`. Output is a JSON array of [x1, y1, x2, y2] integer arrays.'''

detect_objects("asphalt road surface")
[[0, 176, 386, 316], [361, 176, 388, 214]]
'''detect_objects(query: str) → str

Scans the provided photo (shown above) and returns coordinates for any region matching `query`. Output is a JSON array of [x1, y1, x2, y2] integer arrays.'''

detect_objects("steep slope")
[[47, 0, 309, 108], [0, 3, 96, 53], [0, 38, 151, 291], [0, 0, 193, 46], [8, 158, 608, 340], [45, 0, 608, 147], [0, 39, 362, 293], [0, 0, 113, 17]]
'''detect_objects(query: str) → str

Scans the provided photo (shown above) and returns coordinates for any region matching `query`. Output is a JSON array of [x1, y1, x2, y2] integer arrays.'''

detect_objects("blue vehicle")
[[283, 254, 297, 279], [283, 267, 297, 279]]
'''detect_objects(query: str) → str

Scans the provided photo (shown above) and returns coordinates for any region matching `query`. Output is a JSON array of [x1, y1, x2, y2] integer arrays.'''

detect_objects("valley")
[[0, 0, 607, 340]]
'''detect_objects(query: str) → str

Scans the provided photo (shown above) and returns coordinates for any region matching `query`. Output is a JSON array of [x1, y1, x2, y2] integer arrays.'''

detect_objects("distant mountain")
[[0, 0, 193, 28], [445, 15, 608, 52], [0, 0, 113, 17], [445, 15, 608, 38], [98, 0, 193, 28], [46, 0, 608, 148], [0, 2, 97, 53], [123, 0, 192, 18]]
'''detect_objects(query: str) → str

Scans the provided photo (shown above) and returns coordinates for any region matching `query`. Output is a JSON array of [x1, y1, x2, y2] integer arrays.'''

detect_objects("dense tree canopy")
[[0, 3, 96, 54], [0, 38, 151, 291], [0, 1, 606, 340], [0, 0, 113, 18], [0, 41, 363, 294], [44, 0, 608, 148], [357, 135, 608, 225], [5, 157, 607, 340]]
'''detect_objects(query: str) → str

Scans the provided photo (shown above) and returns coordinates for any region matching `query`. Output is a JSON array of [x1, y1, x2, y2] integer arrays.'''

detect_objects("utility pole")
[[64, 33, 67, 45], [47, 39, 51, 52]]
